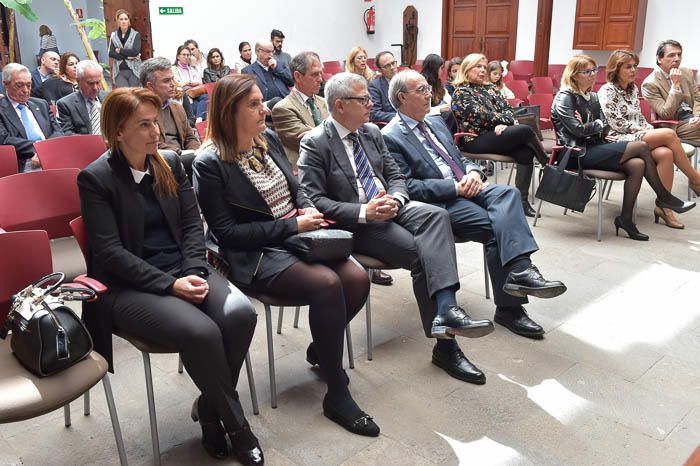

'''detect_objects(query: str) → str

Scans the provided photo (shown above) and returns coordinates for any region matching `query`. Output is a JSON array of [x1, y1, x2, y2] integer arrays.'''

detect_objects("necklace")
[[239, 146, 266, 173]]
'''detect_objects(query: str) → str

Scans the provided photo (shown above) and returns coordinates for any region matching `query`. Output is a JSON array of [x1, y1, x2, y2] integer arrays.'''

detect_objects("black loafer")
[[494, 306, 545, 339], [503, 265, 567, 299], [522, 200, 540, 218], [323, 397, 380, 437], [431, 306, 494, 339], [306, 343, 350, 385], [370, 269, 393, 285], [431, 344, 485, 385], [229, 425, 264, 466]]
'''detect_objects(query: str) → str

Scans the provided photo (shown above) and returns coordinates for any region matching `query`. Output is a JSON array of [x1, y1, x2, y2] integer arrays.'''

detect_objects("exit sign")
[[159, 6, 183, 15]]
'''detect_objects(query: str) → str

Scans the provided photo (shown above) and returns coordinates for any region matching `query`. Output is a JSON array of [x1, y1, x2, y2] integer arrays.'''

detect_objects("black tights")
[[269, 259, 369, 401], [618, 141, 671, 220]]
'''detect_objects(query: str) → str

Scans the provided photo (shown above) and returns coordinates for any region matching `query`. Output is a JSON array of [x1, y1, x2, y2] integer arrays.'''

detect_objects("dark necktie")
[[416, 121, 465, 180], [307, 97, 322, 126], [347, 132, 380, 201]]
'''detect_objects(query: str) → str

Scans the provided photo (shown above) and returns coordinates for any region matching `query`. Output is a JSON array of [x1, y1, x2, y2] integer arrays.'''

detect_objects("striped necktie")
[[347, 132, 380, 201], [89, 100, 101, 135]]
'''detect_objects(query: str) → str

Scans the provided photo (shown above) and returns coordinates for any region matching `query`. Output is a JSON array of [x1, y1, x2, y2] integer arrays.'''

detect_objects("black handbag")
[[535, 145, 596, 213], [283, 229, 354, 263], [3, 272, 95, 376]]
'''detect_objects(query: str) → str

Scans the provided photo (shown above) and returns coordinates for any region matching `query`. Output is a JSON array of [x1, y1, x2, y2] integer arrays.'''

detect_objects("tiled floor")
[[2, 165, 699, 466]]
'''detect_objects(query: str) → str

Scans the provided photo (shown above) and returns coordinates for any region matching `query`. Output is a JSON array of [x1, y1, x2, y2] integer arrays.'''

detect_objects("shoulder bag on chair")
[[281, 209, 354, 262], [2, 272, 95, 376], [535, 145, 596, 213]]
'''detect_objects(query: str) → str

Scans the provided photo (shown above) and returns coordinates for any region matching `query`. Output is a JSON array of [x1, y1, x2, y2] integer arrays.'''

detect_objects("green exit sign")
[[159, 6, 183, 15]]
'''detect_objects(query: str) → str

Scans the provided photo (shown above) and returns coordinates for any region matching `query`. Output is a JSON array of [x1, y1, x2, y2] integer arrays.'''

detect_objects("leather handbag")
[[535, 145, 596, 213], [4, 272, 95, 376], [283, 229, 354, 263], [186, 84, 207, 99], [514, 105, 543, 141]]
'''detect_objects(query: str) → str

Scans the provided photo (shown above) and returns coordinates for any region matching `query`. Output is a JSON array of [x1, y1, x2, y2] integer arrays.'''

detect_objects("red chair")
[[366, 58, 377, 70], [195, 120, 208, 140], [0, 145, 17, 178], [595, 67, 607, 84], [203, 82, 217, 96], [410, 64, 422, 72], [635, 66, 653, 89], [323, 60, 343, 74], [509, 60, 534, 81], [530, 76, 554, 94], [322, 72, 333, 82], [503, 71, 514, 84], [527, 93, 554, 129], [509, 80, 530, 102], [547, 64, 565, 82], [592, 82, 604, 92], [507, 98, 524, 108], [34, 135, 106, 170]]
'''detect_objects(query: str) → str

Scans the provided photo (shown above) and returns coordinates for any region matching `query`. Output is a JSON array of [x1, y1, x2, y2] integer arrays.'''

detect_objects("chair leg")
[[605, 180, 614, 200], [63, 404, 71, 427], [533, 199, 544, 226], [494, 164, 499, 184], [293, 306, 301, 328], [244, 352, 259, 415], [596, 179, 603, 242], [482, 245, 490, 299], [264, 304, 277, 408], [142, 352, 161, 466], [84, 389, 90, 416], [345, 324, 355, 369], [507, 163, 515, 186], [365, 268, 374, 361], [102, 374, 129, 466], [177, 355, 183, 374], [276, 306, 284, 335]]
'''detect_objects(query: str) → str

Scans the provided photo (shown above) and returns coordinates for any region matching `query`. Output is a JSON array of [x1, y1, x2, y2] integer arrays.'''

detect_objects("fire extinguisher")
[[364, 6, 375, 35]]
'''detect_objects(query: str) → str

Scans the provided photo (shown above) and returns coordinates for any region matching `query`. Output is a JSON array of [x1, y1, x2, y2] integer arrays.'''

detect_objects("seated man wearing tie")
[[299, 72, 496, 385], [368, 51, 398, 124], [381, 70, 566, 340], [0, 63, 62, 172], [242, 41, 293, 108], [56, 60, 107, 136]]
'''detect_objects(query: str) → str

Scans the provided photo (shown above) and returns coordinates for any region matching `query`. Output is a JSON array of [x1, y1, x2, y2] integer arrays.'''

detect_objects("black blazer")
[[0, 97, 63, 158], [368, 77, 396, 123], [77, 150, 207, 369], [193, 130, 312, 286], [551, 88, 609, 147]]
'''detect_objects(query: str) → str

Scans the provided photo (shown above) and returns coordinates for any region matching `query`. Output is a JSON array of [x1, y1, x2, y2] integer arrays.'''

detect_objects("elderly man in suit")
[[242, 41, 293, 106], [368, 51, 398, 124], [0, 63, 62, 172], [299, 72, 497, 385], [56, 60, 107, 136], [381, 70, 566, 340], [642, 39, 700, 145]]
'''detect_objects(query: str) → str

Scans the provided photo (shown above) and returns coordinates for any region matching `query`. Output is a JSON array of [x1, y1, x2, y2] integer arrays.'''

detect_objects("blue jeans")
[[191, 94, 209, 119]]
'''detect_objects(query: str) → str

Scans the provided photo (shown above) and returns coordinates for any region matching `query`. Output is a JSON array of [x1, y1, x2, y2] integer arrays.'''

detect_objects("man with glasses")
[[0, 63, 62, 172], [242, 41, 294, 106], [299, 72, 496, 386], [382, 70, 566, 344], [369, 51, 399, 123]]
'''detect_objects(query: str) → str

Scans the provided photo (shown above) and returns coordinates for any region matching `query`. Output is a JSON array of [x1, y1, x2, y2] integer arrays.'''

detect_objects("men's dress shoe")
[[494, 307, 545, 339], [306, 343, 350, 385], [370, 269, 393, 286], [503, 265, 567, 299], [191, 396, 228, 459], [323, 396, 380, 437], [432, 344, 485, 384], [522, 200, 540, 218], [229, 425, 264, 466], [431, 306, 494, 339]]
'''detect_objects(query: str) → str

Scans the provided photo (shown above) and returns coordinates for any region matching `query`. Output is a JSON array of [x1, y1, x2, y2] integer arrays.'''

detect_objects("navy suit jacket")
[[381, 113, 483, 203], [368, 77, 396, 123], [0, 97, 63, 158], [241, 61, 293, 101]]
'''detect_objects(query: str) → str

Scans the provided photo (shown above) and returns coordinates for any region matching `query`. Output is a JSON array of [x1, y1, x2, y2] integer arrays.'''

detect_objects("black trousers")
[[461, 124, 540, 166], [111, 267, 256, 432]]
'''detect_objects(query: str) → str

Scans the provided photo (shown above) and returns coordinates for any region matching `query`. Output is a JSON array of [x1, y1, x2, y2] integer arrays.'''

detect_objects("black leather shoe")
[[430, 306, 494, 339], [323, 396, 380, 437], [503, 265, 567, 299], [191, 396, 228, 459], [306, 343, 351, 385], [370, 269, 393, 285], [229, 425, 264, 466], [432, 344, 485, 384], [655, 195, 695, 214], [494, 306, 544, 339], [522, 200, 540, 218]]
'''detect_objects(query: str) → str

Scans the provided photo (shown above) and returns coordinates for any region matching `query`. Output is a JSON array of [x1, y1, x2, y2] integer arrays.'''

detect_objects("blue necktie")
[[17, 104, 44, 141], [347, 132, 380, 201]]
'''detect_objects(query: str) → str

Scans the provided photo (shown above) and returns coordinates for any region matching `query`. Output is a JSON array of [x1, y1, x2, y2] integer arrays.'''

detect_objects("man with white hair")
[[381, 70, 566, 340], [242, 40, 293, 104], [56, 60, 107, 135], [0, 63, 62, 172]]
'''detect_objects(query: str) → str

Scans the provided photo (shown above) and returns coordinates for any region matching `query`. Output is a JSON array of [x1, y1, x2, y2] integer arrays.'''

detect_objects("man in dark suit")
[[368, 51, 398, 124], [29, 50, 60, 97], [0, 63, 62, 172], [242, 41, 293, 106], [299, 72, 496, 385], [56, 60, 107, 136], [382, 70, 566, 339]]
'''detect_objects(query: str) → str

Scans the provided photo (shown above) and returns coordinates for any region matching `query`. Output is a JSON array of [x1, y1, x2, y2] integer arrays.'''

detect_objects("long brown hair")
[[606, 49, 639, 91], [207, 74, 267, 163], [561, 55, 596, 93], [101, 88, 178, 197]]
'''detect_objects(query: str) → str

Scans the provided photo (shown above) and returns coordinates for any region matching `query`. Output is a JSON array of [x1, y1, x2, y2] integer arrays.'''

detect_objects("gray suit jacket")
[[298, 119, 407, 225], [368, 77, 396, 123], [56, 91, 107, 135]]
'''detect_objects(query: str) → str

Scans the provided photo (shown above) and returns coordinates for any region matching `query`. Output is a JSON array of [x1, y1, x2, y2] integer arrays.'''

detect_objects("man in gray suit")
[[368, 51, 398, 123], [381, 70, 566, 340], [56, 60, 106, 136], [299, 72, 495, 385]]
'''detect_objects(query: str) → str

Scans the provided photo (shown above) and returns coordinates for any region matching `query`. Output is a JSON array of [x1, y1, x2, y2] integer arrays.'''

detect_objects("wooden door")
[[442, 0, 519, 61], [103, 0, 152, 60], [572, 0, 605, 49]]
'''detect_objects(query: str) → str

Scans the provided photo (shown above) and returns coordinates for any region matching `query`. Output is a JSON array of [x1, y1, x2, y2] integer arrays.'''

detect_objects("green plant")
[[0, 0, 38, 21], [75, 17, 106, 40]]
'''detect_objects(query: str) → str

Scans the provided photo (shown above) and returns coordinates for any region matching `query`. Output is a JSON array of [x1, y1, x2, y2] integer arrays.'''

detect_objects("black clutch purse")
[[535, 145, 596, 213], [283, 229, 354, 263], [4, 272, 95, 376]]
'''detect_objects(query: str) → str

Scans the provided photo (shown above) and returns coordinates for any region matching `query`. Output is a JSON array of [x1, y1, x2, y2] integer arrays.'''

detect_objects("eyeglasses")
[[576, 69, 597, 76], [381, 60, 397, 69], [341, 95, 371, 105], [179, 52, 191, 57], [408, 85, 433, 95]]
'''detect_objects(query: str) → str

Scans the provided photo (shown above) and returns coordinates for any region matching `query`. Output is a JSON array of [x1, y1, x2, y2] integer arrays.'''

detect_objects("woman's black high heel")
[[191, 396, 229, 459], [655, 192, 696, 214], [614, 216, 649, 241], [229, 424, 264, 465]]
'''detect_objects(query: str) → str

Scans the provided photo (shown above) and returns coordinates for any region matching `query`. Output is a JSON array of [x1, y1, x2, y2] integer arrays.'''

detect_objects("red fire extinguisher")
[[364, 6, 375, 35]]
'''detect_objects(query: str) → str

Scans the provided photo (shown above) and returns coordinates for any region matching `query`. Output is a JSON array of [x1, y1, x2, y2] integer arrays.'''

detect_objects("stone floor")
[[2, 165, 700, 466]]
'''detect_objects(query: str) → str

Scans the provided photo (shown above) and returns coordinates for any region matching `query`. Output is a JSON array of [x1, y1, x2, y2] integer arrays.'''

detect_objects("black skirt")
[[566, 141, 628, 171]]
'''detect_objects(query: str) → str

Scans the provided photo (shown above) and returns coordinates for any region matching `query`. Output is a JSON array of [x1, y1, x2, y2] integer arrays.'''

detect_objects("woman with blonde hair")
[[345, 46, 374, 82], [552, 54, 694, 240], [452, 53, 549, 216], [598, 49, 700, 228]]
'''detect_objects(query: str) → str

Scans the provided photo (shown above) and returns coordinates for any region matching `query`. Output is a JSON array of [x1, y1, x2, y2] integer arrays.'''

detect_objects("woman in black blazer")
[[77, 88, 263, 465], [193, 74, 378, 438]]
